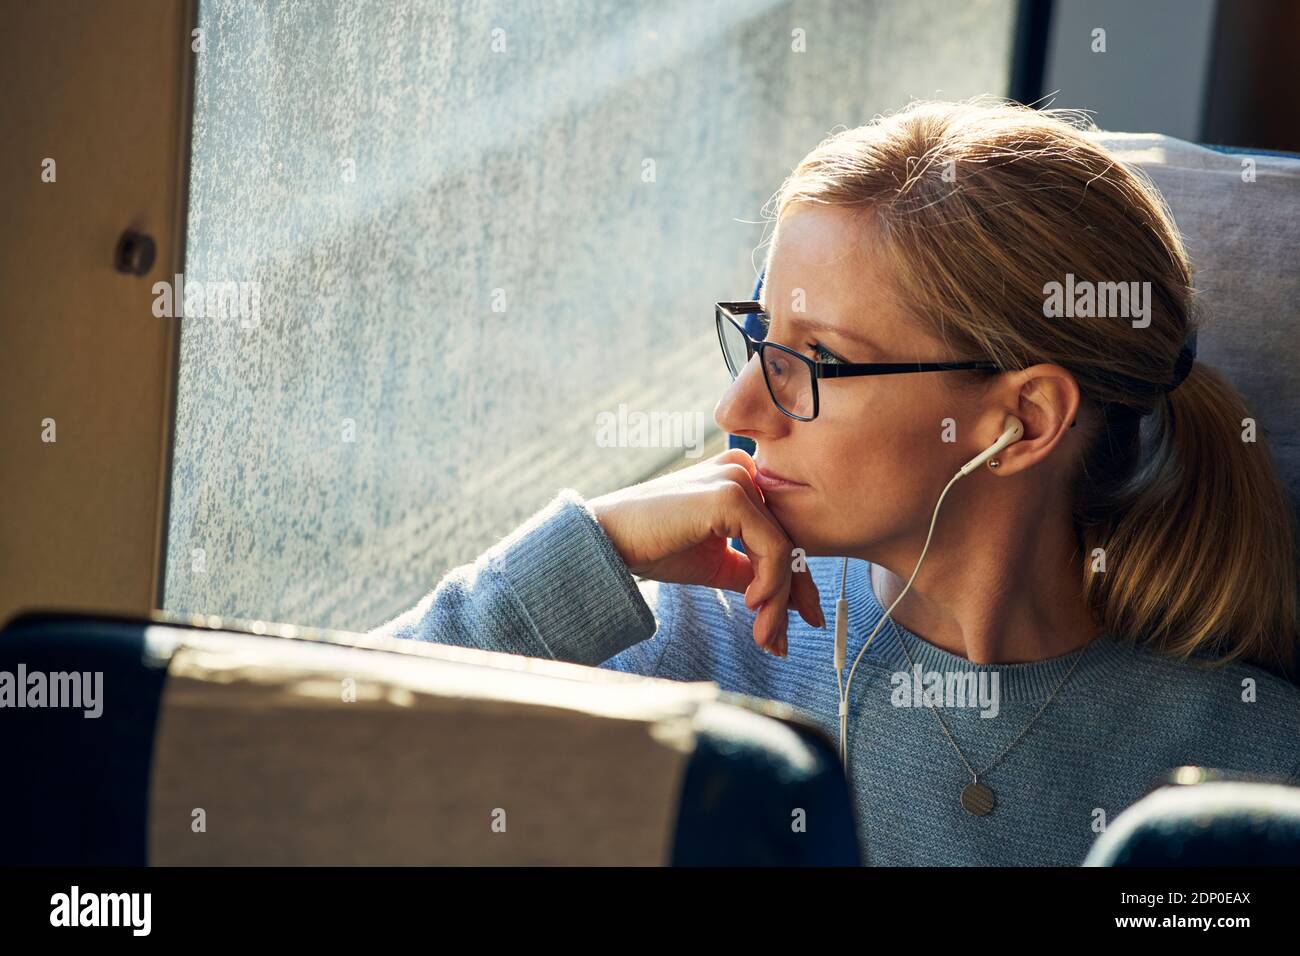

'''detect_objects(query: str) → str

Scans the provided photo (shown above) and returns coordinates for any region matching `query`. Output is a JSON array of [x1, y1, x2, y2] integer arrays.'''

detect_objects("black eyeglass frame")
[[715, 300, 1002, 422]]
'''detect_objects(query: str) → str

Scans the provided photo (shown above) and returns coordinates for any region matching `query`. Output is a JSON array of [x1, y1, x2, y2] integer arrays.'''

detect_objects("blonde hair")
[[768, 98, 1299, 683]]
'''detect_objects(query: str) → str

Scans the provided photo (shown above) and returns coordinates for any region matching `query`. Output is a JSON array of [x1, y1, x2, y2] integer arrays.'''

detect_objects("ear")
[[982, 365, 1080, 476]]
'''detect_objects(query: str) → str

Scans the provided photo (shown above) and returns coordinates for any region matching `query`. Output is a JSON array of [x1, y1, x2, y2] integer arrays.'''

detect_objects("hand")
[[588, 448, 825, 656]]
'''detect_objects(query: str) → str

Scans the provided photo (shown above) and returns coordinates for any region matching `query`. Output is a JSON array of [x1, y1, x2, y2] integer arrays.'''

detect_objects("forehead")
[[770, 204, 866, 276], [764, 206, 887, 310], [764, 205, 873, 304], [761, 204, 927, 351]]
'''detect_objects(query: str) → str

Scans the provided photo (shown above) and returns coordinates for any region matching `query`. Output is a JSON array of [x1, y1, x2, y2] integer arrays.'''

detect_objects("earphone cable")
[[835, 467, 965, 768]]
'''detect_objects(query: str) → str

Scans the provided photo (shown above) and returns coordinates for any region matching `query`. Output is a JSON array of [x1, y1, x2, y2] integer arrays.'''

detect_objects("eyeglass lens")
[[717, 312, 814, 419]]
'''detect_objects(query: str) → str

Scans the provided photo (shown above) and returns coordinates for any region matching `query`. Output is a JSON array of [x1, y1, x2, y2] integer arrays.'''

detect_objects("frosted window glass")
[[166, 0, 1015, 630]]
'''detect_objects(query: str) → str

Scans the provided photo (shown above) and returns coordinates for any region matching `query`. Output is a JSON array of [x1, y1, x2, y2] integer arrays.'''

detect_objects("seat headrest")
[[1090, 132, 1300, 513]]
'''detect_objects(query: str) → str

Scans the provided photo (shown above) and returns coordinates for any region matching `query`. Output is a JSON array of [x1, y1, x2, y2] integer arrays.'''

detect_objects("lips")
[[754, 465, 808, 490]]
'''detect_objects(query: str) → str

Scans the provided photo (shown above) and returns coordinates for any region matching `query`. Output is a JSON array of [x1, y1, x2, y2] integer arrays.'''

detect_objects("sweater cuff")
[[484, 488, 659, 667]]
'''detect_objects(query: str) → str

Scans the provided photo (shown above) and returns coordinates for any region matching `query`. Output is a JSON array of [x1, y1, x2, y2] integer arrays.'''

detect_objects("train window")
[[162, 0, 1017, 630]]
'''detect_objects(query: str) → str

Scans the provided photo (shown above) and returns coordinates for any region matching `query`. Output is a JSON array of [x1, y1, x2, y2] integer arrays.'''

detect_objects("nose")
[[713, 353, 794, 442]]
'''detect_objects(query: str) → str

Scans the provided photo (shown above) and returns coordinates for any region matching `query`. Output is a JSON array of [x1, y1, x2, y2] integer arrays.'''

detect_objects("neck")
[[863, 482, 1102, 665]]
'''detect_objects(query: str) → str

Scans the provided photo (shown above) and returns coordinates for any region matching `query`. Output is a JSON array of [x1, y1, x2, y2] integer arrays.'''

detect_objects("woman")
[[373, 99, 1300, 865]]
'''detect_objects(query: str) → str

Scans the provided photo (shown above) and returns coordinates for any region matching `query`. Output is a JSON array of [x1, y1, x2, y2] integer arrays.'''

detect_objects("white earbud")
[[832, 413, 1026, 768], [959, 414, 1025, 476]]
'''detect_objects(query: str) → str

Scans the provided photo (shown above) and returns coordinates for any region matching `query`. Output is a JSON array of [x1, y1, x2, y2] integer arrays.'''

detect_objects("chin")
[[765, 502, 873, 560], [764, 507, 837, 556]]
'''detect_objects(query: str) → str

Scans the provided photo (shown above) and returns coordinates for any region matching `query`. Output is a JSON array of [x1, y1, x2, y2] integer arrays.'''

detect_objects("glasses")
[[715, 301, 1001, 422]]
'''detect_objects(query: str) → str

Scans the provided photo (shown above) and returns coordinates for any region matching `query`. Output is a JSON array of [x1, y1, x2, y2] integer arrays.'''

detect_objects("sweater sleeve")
[[368, 488, 668, 671]]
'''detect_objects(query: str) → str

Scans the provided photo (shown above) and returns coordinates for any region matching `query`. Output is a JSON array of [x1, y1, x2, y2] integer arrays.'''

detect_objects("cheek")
[[812, 445, 870, 502], [781, 415, 944, 551], [757, 430, 879, 548]]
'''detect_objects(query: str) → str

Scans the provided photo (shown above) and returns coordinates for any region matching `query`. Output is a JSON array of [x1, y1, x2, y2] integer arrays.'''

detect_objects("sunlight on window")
[[165, 0, 1015, 630]]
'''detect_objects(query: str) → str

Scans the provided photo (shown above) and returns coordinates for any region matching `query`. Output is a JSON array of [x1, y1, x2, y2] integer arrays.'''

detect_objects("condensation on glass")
[[166, 0, 1015, 630]]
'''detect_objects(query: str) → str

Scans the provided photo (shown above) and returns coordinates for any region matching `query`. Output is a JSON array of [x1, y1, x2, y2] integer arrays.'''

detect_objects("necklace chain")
[[892, 619, 1088, 783]]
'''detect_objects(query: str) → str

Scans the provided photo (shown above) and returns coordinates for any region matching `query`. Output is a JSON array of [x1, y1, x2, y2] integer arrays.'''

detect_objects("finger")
[[715, 475, 779, 608], [768, 602, 789, 657], [711, 467, 787, 609], [752, 600, 770, 650], [716, 536, 808, 634], [744, 540, 793, 618], [754, 598, 785, 652], [716, 493, 792, 614], [702, 485, 780, 602], [704, 523, 806, 618], [717, 455, 819, 636], [708, 545, 756, 596], [789, 566, 825, 628], [712, 460, 765, 513], [714, 446, 758, 481], [749, 559, 793, 651], [703, 481, 796, 648]]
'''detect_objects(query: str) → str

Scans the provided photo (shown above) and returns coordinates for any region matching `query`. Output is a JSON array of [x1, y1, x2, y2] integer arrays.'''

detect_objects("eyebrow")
[[787, 315, 880, 351], [760, 303, 882, 355]]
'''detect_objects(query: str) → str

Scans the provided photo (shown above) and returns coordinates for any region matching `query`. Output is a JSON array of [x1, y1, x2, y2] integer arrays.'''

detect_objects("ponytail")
[[1078, 362, 1300, 682]]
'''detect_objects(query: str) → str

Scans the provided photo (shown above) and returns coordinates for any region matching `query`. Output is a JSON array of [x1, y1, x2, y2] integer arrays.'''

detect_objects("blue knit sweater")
[[371, 488, 1300, 865]]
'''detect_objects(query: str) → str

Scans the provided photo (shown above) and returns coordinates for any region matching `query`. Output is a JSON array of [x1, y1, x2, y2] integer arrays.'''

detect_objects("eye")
[[757, 311, 845, 363], [810, 341, 843, 364]]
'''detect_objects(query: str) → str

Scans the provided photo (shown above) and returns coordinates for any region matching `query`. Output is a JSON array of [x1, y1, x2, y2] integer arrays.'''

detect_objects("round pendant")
[[960, 781, 995, 816]]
